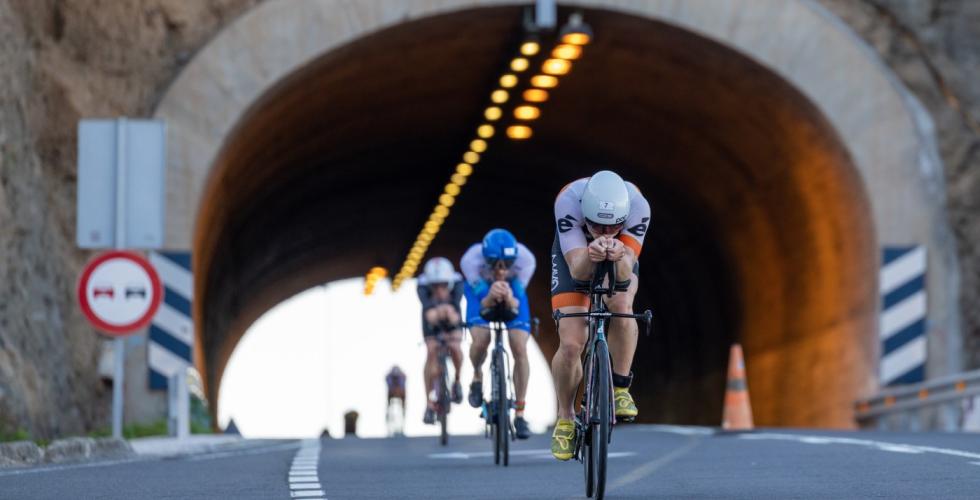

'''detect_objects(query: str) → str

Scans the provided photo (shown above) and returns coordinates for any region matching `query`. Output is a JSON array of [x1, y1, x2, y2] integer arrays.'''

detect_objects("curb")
[[0, 437, 134, 468], [45, 437, 135, 464], [0, 441, 43, 467]]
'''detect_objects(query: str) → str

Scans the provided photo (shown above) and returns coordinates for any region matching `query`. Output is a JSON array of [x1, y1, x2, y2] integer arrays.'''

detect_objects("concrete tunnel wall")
[[154, 1, 958, 428]]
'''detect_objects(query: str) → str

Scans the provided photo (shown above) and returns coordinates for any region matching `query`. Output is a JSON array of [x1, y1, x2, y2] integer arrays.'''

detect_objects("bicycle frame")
[[431, 326, 461, 446], [487, 320, 513, 423], [553, 259, 652, 498]]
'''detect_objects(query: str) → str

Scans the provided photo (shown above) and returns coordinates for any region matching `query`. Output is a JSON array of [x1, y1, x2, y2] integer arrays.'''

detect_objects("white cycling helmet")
[[422, 257, 458, 285], [581, 170, 630, 225]]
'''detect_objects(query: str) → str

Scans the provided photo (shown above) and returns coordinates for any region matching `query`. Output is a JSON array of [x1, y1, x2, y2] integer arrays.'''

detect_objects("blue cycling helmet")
[[482, 228, 518, 262]]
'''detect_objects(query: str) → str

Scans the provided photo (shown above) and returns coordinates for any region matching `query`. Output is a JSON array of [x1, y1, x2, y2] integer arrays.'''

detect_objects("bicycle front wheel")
[[592, 340, 611, 499], [494, 349, 510, 467], [438, 355, 450, 446]]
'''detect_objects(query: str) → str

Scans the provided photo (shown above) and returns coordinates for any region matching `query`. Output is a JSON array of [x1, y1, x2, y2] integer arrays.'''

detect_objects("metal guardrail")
[[855, 369, 980, 429]]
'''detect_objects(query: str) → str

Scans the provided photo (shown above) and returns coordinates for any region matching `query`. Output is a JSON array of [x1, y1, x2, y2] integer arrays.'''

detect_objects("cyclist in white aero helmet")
[[416, 257, 465, 425], [549, 170, 651, 461]]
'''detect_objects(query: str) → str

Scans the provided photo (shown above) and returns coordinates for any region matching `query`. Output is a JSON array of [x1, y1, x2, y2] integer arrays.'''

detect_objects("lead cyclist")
[[549, 170, 651, 461]]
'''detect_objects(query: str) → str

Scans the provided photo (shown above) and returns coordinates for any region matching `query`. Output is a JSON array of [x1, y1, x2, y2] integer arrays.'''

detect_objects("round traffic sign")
[[77, 251, 163, 336]]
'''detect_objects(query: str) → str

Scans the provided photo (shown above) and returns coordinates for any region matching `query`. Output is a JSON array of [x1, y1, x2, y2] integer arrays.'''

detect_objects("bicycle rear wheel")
[[592, 340, 611, 499], [582, 352, 596, 497], [583, 423, 595, 497], [438, 355, 450, 446], [492, 356, 501, 465], [494, 349, 509, 467]]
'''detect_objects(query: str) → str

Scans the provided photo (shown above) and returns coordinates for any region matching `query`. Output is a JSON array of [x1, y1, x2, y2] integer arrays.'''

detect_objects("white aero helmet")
[[581, 170, 630, 225], [422, 257, 458, 285]]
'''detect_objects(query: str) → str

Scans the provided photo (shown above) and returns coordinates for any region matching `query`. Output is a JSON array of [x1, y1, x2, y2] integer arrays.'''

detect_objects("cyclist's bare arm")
[[608, 239, 635, 282], [564, 247, 595, 282], [480, 281, 518, 309], [425, 304, 459, 324]]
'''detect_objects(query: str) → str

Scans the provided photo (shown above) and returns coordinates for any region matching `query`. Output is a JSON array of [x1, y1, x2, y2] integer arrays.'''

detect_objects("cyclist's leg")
[[604, 273, 639, 380], [446, 329, 464, 381], [551, 303, 586, 459], [506, 298, 533, 416], [552, 306, 588, 419], [468, 326, 491, 380], [424, 337, 440, 406], [507, 328, 530, 413], [551, 234, 590, 421], [605, 270, 640, 418]]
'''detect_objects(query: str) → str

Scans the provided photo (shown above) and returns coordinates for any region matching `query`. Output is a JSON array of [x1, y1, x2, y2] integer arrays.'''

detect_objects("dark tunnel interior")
[[195, 6, 877, 428]]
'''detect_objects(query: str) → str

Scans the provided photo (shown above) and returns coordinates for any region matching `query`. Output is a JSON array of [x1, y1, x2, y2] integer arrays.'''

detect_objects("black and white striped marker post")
[[288, 440, 324, 499]]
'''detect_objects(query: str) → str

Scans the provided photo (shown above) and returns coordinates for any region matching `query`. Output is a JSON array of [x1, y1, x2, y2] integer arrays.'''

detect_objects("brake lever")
[[532, 317, 541, 337], [643, 310, 653, 336]]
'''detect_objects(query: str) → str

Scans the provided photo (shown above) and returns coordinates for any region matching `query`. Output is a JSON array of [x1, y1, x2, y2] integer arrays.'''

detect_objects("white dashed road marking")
[[288, 440, 325, 499]]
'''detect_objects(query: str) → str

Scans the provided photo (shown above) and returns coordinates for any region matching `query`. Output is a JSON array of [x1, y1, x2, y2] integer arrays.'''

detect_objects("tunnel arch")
[[155, 0, 957, 427]]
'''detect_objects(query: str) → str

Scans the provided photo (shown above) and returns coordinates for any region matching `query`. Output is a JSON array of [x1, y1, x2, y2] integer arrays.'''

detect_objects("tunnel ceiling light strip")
[[530, 75, 559, 88], [485, 106, 503, 121], [363, 266, 388, 295], [523, 88, 549, 102], [514, 105, 541, 121], [552, 44, 582, 60], [520, 40, 540, 56], [384, 13, 591, 291], [503, 13, 591, 142]]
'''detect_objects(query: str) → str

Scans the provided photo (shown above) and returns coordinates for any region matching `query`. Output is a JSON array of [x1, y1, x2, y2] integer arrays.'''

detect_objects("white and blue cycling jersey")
[[459, 242, 536, 332]]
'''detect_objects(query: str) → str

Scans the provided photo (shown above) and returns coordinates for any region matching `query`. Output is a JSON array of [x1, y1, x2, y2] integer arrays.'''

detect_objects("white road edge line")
[[739, 433, 980, 466], [638, 424, 716, 436]]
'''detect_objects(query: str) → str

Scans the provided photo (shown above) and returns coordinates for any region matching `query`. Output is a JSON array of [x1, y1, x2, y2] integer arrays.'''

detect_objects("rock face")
[[818, 0, 980, 368], [0, 0, 978, 438], [0, 0, 258, 440]]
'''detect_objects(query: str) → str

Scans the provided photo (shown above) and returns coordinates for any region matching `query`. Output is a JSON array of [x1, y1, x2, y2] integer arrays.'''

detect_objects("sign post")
[[77, 117, 166, 439], [77, 251, 163, 438]]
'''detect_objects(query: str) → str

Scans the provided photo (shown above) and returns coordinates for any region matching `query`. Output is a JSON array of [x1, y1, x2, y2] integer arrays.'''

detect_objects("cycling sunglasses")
[[585, 219, 624, 235], [487, 258, 515, 270]]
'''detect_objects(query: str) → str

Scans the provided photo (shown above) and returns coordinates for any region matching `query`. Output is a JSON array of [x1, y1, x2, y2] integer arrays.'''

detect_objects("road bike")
[[431, 327, 457, 446], [553, 260, 652, 499], [475, 305, 539, 466]]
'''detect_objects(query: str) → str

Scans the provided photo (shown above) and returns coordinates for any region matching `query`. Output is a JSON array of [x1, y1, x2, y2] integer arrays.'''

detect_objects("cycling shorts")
[[550, 232, 639, 310]]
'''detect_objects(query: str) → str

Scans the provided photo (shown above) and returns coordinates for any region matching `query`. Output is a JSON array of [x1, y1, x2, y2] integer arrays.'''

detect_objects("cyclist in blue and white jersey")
[[460, 229, 536, 439]]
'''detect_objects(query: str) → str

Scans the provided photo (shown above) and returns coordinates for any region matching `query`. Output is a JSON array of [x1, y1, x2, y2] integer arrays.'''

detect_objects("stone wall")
[[819, 0, 980, 369], [0, 0, 257, 439]]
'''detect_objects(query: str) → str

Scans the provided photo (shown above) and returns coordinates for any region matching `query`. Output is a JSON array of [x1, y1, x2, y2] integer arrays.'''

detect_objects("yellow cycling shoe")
[[614, 387, 638, 420], [551, 419, 576, 461]]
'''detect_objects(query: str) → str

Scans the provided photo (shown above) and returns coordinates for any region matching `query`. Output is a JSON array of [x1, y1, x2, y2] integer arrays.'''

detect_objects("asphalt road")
[[2, 425, 979, 499]]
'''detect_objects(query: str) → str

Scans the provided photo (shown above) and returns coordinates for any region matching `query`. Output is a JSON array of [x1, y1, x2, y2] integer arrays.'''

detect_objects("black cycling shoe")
[[514, 416, 531, 440], [451, 381, 463, 404], [468, 381, 483, 408], [423, 407, 436, 425]]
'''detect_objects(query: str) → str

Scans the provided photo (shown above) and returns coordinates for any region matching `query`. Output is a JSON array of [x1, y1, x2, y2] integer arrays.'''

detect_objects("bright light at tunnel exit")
[[218, 278, 557, 439]]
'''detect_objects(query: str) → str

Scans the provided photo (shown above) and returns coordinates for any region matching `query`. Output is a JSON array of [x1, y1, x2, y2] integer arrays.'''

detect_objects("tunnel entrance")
[[195, 6, 876, 428]]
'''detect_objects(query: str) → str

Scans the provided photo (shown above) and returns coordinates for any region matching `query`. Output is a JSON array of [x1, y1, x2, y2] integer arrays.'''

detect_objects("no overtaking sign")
[[77, 251, 163, 336]]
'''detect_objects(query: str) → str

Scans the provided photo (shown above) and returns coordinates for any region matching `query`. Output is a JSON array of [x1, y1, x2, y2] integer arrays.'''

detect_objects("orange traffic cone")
[[722, 343, 754, 431]]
